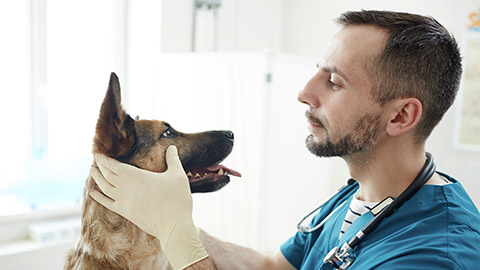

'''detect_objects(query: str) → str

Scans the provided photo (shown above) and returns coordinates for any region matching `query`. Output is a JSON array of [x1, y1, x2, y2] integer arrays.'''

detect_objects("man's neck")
[[343, 143, 427, 202]]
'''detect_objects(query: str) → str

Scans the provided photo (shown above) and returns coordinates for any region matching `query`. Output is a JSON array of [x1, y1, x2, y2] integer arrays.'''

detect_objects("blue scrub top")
[[281, 173, 480, 269]]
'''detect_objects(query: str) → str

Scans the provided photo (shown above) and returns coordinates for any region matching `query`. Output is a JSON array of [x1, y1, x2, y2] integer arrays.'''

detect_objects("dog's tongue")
[[206, 164, 242, 177]]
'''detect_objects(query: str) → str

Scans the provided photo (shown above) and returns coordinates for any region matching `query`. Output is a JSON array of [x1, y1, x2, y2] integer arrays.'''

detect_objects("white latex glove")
[[89, 145, 208, 270]]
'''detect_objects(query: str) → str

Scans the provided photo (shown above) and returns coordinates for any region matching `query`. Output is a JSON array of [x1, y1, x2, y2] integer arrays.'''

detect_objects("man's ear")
[[385, 98, 422, 137], [93, 72, 136, 158]]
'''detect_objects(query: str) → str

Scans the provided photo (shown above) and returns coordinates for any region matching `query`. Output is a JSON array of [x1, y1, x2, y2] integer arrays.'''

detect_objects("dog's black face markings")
[[180, 131, 234, 168], [180, 130, 235, 193]]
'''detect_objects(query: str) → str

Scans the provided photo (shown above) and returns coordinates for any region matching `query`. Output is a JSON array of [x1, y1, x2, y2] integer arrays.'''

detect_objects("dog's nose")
[[223, 131, 234, 143]]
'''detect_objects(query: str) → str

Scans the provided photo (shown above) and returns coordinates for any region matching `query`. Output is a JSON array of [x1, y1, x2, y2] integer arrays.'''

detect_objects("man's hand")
[[89, 145, 208, 270]]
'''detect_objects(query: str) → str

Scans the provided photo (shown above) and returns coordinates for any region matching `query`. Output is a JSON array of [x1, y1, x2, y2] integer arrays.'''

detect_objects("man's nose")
[[298, 77, 321, 108], [297, 88, 309, 105]]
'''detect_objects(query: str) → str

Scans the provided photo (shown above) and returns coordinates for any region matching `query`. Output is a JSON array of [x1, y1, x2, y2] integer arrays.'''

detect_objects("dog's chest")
[[69, 234, 172, 269]]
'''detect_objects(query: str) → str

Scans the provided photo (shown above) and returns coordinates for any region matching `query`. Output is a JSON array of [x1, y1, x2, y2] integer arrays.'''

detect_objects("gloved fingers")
[[94, 154, 132, 187], [90, 166, 117, 198], [165, 145, 187, 178], [95, 154, 138, 180], [89, 189, 116, 212]]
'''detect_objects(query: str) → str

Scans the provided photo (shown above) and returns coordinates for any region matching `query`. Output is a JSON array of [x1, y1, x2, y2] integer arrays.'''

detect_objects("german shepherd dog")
[[64, 73, 240, 269]]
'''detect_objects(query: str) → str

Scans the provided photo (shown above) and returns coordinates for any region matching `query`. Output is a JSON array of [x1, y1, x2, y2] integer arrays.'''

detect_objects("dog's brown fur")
[[64, 73, 234, 269]]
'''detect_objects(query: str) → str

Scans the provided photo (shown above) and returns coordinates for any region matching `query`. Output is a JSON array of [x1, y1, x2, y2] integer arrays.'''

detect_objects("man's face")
[[298, 25, 388, 158]]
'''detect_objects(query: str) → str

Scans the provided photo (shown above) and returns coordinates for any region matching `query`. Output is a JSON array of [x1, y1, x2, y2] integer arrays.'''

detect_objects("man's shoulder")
[[357, 181, 480, 269], [438, 173, 480, 233], [381, 176, 480, 268]]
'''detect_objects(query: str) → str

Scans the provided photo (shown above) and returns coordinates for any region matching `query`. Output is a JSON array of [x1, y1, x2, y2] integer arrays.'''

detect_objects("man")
[[90, 10, 480, 269]]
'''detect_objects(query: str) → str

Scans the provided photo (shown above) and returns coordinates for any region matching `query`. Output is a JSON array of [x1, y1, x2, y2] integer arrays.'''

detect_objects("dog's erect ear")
[[93, 72, 136, 158]]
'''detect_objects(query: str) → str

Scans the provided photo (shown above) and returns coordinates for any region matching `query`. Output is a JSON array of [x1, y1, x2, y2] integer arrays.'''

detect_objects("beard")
[[305, 111, 382, 157]]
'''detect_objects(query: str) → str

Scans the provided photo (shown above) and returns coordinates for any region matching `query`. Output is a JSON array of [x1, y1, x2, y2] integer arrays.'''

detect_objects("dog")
[[64, 73, 240, 269]]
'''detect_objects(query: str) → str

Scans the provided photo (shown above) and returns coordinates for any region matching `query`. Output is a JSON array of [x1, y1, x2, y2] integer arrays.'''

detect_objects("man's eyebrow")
[[316, 63, 350, 83]]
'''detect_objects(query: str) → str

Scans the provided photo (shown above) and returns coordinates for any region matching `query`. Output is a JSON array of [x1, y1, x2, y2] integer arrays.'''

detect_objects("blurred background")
[[0, 0, 479, 269]]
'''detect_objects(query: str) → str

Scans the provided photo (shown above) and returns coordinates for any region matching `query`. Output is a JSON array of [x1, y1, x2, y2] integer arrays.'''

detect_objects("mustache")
[[305, 111, 324, 127]]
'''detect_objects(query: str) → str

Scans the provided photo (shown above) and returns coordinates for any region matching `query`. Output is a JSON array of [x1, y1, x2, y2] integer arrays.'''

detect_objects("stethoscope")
[[297, 152, 436, 269]]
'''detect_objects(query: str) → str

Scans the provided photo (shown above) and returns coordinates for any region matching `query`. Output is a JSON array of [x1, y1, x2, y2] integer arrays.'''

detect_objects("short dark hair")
[[336, 10, 462, 143]]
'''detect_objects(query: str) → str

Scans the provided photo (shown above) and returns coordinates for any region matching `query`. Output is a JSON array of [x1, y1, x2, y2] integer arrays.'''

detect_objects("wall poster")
[[455, 12, 480, 150]]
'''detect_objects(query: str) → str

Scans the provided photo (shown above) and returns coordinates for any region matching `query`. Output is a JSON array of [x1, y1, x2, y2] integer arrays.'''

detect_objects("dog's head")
[[93, 73, 240, 193]]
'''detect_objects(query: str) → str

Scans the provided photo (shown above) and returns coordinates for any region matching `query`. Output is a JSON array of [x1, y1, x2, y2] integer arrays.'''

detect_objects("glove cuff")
[[162, 224, 209, 270]]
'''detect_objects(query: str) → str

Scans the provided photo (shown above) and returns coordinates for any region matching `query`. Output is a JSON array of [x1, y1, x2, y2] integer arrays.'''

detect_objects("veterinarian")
[[90, 10, 480, 270]]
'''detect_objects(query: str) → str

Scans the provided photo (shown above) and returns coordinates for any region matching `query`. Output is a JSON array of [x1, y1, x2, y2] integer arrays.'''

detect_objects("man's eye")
[[162, 129, 175, 138], [328, 80, 341, 91]]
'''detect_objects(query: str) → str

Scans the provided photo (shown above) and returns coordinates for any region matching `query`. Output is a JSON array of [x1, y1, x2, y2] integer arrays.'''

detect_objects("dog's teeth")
[[204, 173, 208, 176], [224, 171, 228, 176], [218, 168, 224, 175], [195, 173, 201, 178], [187, 172, 193, 177]]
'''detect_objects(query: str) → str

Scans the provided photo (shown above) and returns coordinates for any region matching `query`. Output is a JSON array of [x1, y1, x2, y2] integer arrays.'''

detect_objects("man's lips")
[[305, 111, 324, 129], [308, 119, 323, 128]]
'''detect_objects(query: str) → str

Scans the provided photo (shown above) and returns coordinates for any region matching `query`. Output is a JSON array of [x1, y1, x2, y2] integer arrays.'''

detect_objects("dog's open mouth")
[[186, 164, 241, 193]]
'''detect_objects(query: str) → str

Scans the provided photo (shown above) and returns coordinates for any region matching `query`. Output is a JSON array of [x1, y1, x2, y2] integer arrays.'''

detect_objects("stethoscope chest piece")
[[323, 243, 355, 269]]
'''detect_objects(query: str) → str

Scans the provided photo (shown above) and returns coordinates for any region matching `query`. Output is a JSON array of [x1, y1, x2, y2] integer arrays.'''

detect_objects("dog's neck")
[[70, 174, 170, 269]]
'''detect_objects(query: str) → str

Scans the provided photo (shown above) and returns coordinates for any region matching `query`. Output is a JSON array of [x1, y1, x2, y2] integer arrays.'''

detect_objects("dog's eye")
[[162, 129, 175, 138]]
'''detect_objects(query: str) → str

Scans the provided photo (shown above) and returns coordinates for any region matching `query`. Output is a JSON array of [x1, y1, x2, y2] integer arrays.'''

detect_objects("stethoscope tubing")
[[346, 152, 435, 249], [297, 179, 356, 233]]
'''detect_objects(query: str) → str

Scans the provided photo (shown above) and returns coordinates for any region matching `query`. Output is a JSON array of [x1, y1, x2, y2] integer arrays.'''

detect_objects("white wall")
[[280, 0, 479, 57], [160, 0, 283, 52]]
